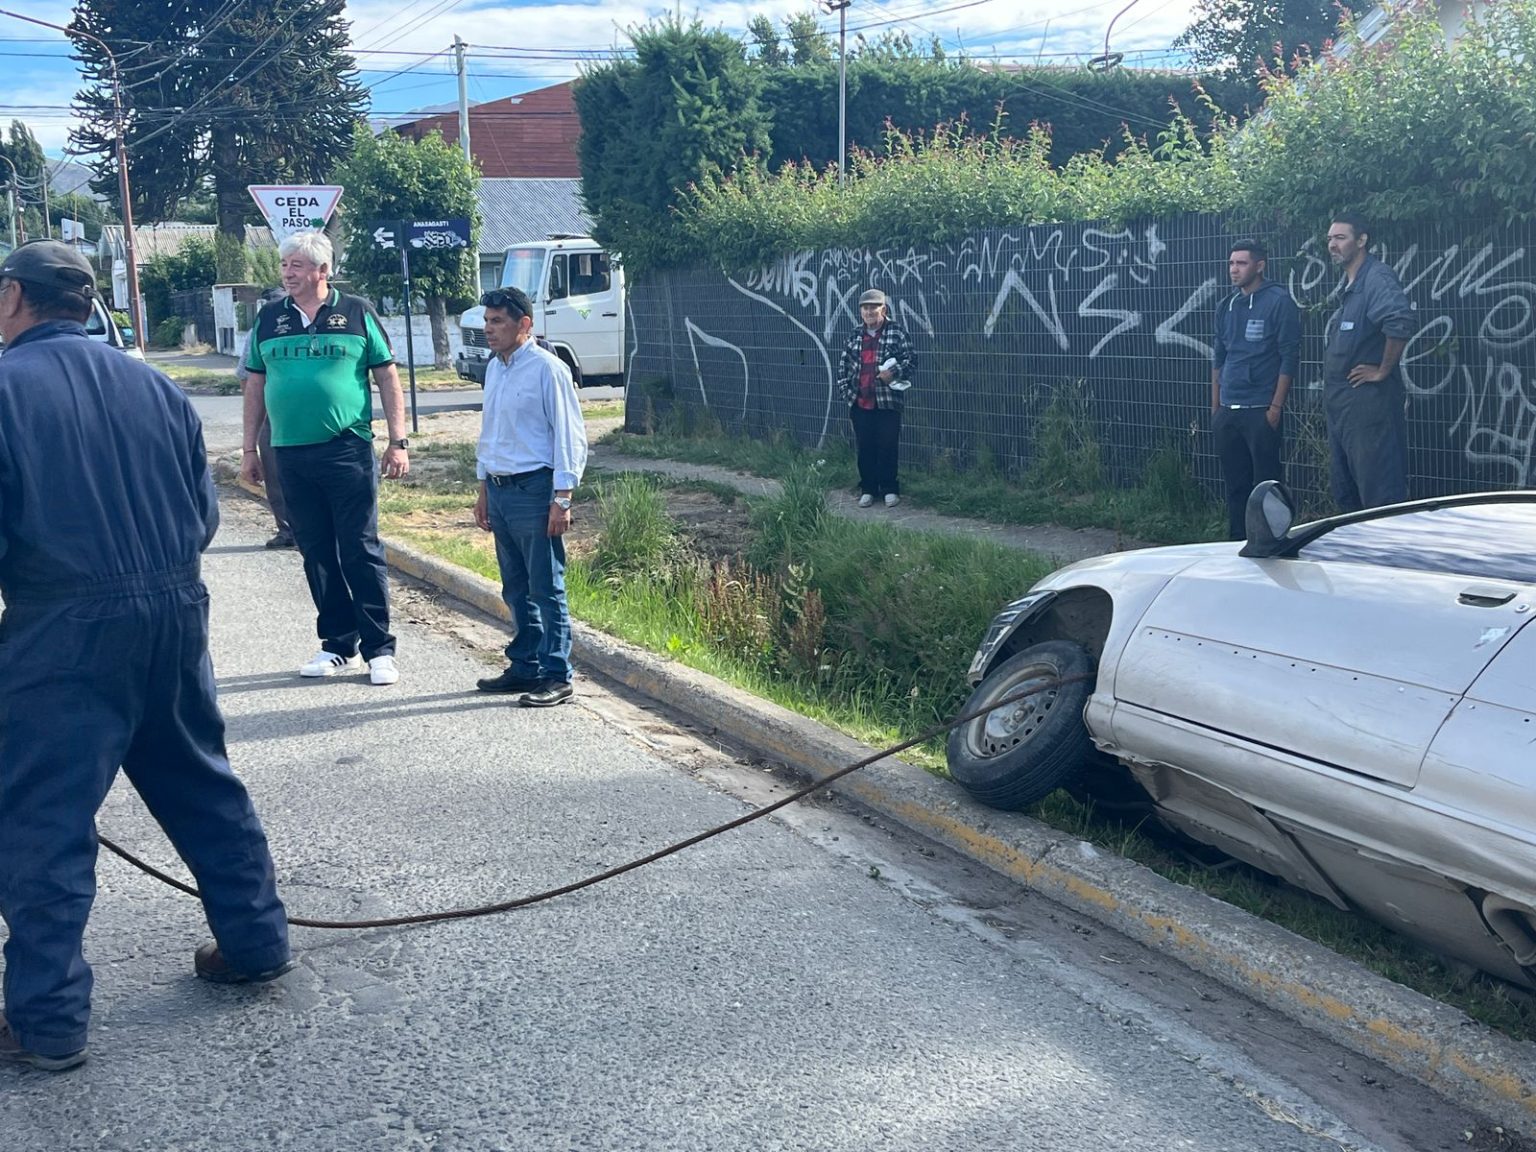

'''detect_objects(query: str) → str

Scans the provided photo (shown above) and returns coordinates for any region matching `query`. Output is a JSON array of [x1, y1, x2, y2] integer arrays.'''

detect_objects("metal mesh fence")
[[624, 212, 1536, 513]]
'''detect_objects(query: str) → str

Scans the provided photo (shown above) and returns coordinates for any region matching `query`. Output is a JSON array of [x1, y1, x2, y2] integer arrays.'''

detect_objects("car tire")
[[946, 640, 1095, 811]]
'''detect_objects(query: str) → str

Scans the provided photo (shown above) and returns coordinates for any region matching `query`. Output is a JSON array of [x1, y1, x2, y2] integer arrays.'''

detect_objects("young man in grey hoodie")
[[1210, 239, 1302, 539]]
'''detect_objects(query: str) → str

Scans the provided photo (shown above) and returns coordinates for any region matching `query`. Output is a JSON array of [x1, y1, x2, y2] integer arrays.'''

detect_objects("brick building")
[[392, 80, 582, 179]]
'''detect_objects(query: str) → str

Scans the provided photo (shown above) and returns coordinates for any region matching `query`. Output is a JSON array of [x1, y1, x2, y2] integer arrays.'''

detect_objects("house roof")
[[477, 179, 592, 253], [389, 80, 583, 179], [97, 223, 275, 266]]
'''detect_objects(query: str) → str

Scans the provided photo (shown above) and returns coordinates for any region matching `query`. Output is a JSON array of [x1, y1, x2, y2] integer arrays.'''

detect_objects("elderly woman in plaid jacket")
[[837, 288, 917, 507]]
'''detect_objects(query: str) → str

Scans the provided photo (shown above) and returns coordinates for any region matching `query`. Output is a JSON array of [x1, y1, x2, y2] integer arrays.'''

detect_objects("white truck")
[[456, 235, 625, 387]]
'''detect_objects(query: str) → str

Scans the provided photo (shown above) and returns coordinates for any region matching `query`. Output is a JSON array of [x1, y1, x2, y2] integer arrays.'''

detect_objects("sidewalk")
[[591, 447, 1149, 564]]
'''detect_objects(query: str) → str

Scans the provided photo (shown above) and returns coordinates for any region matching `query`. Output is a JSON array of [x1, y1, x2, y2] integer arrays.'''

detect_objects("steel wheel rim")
[[965, 664, 1059, 760]]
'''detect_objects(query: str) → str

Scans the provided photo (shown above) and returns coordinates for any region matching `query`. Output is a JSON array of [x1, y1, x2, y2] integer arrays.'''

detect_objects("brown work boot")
[[0, 1016, 88, 1072], [194, 943, 296, 985]]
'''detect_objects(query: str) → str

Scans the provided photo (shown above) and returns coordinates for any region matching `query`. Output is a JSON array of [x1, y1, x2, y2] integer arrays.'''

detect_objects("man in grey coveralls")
[[1322, 212, 1416, 511]]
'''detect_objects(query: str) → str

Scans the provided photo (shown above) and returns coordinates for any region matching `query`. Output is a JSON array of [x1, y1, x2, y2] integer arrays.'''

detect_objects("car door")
[[1111, 552, 1530, 789], [1419, 617, 1536, 824], [541, 248, 621, 376]]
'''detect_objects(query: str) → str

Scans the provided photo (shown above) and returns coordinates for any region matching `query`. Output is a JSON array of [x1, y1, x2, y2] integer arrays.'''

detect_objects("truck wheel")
[[946, 640, 1095, 811]]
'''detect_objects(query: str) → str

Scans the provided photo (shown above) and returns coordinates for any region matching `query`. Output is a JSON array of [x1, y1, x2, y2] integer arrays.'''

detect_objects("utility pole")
[[0, 8, 146, 352], [454, 36, 472, 165], [453, 34, 480, 292], [41, 162, 51, 237], [820, 0, 851, 186]]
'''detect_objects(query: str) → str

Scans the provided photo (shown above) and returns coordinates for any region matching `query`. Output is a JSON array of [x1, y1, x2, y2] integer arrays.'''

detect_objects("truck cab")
[[457, 236, 624, 387]]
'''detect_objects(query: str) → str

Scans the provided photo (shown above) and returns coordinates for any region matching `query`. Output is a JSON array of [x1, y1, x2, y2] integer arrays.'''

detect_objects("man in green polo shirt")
[[240, 231, 411, 685]]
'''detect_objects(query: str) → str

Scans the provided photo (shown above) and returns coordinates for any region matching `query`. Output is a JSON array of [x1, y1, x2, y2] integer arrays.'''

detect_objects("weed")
[[590, 474, 678, 581], [1025, 382, 1104, 495]]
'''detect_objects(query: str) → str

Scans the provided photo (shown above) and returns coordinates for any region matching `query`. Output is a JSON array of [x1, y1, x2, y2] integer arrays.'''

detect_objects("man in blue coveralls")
[[1323, 212, 1416, 511], [0, 241, 293, 1072]]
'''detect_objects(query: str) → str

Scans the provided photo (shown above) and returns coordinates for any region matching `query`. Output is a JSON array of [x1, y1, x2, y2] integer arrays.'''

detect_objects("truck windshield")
[[499, 248, 546, 297]]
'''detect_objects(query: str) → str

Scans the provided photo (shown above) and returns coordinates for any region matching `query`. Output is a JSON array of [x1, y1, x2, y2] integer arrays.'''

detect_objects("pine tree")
[[69, 0, 366, 280]]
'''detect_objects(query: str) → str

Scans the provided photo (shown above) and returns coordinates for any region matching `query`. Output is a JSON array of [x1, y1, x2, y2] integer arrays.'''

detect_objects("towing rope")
[[98, 674, 1087, 930]]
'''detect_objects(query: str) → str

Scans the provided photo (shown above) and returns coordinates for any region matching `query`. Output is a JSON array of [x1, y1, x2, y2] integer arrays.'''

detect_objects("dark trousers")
[[1213, 407, 1284, 540], [851, 405, 902, 497], [487, 469, 572, 684], [274, 433, 396, 661], [0, 578, 290, 1058], [256, 416, 290, 535], [1325, 381, 1409, 513]]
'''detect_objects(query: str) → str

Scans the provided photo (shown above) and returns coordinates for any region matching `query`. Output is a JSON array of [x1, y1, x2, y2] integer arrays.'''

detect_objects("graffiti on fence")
[[644, 216, 1536, 494]]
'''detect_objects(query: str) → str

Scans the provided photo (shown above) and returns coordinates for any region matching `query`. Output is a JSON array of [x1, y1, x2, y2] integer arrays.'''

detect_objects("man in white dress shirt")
[[472, 287, 588, 706]]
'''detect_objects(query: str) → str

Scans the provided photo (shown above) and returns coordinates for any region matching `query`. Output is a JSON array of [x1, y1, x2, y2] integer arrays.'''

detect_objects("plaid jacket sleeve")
[[882, 322, 915, 381], [836, 329, 860, 403]]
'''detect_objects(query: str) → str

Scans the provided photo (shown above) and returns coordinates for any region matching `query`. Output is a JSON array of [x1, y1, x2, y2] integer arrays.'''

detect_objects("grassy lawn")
[[371, 467, 1536, 1043]]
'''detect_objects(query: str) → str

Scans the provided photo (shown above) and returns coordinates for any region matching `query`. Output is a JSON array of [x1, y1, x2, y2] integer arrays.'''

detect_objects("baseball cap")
[[0, 239, 97, 299], [481, 286, 533, 319], [859, 289, 887, 307]]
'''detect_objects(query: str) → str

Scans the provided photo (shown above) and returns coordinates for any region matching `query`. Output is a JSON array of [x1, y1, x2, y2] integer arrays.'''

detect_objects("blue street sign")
[[405, 218, 471, 250]]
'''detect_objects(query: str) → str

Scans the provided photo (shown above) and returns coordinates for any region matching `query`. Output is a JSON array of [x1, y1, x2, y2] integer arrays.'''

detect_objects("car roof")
[[1299, 502, 1536, 584]]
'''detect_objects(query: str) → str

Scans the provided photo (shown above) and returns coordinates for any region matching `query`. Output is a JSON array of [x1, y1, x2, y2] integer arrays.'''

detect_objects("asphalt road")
[[1, 492, 1497, 1151]]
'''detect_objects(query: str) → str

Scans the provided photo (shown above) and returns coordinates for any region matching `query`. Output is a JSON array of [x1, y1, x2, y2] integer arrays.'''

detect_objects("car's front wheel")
[[946, 640, 1095, 810]]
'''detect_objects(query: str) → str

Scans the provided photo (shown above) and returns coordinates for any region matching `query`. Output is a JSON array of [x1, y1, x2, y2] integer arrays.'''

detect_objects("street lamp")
[[0, 7, 145, 352], [820, 0, 851, 186]]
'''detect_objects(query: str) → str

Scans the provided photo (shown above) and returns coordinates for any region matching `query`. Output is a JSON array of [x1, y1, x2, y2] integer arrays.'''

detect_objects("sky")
[[0, 0, 1204, 158]]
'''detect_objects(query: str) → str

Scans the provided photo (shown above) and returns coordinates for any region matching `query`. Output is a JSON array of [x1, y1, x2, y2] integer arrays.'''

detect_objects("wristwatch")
[[390, 438, 409, 450], [553, 496, 572, 510]]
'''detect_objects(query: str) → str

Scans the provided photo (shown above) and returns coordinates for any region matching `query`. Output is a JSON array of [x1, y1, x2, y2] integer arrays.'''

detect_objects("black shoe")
[[0, 1017, 87, 1072], [519, 680, 573, 707], [194, 942, 296, 985], [476, 669, 544, 694], [265, 531, 296, 549]]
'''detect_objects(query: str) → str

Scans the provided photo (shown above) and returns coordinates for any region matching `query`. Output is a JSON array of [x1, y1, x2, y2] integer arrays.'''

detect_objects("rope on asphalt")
[[97, 675, 1088, 930]]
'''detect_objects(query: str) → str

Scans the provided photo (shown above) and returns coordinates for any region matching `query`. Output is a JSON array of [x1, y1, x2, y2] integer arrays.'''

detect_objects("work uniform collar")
[[4, 319, 87, 351], [1345, 254, 1378, 293]]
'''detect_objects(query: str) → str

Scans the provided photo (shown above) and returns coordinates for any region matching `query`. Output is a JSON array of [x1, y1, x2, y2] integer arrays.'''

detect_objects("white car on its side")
[[949, 483, 1536, 988]]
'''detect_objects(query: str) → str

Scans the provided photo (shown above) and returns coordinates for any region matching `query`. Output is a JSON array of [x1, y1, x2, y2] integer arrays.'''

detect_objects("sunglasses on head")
[[480, 290, 528, 318]]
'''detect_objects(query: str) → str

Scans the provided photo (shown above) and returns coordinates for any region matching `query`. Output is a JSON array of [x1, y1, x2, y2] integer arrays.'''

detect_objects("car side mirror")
[[1239, 480, 1297, 558]]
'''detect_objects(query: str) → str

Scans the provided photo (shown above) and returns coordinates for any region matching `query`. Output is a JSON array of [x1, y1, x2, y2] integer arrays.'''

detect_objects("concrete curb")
[[218, 469, 1536, 1133]]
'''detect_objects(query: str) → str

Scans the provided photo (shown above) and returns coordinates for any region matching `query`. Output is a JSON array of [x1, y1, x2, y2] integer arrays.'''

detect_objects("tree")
[[784, 11, 833, 65], [69, 0, 366, 281], [747, 14, 789, 66], [334, 125, 480, 370], [575, 18, 772, 269], [0, 122, 46, 240], [1175, 0, 1373, 81]]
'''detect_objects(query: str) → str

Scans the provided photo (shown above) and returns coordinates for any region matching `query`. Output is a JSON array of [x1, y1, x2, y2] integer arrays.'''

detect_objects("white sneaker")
[[884, 493, 900, 507], [857, 494, 874, 508], [299, 651, 363, 678], [368, 655, 399, 686]]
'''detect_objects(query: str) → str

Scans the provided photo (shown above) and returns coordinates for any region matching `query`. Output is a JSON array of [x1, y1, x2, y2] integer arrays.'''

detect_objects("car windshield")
[[1299, 502, 1536, 584], [498, 249, 545, 297]]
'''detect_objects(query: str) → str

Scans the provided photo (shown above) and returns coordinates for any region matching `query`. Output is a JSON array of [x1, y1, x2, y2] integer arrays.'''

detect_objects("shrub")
[[152, 316, 186, 350]]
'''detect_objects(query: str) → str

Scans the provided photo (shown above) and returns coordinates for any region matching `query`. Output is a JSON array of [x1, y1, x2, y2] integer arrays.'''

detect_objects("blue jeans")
[[487, 469, 572, 683]]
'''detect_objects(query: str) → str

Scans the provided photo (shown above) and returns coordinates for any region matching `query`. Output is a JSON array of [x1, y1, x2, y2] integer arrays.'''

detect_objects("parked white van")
[[457, 236, 624, 387]]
